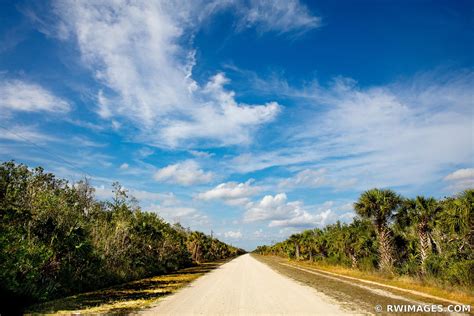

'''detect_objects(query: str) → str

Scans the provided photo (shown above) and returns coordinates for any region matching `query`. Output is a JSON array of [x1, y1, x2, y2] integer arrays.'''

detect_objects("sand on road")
[[142, 253, 347, 315]]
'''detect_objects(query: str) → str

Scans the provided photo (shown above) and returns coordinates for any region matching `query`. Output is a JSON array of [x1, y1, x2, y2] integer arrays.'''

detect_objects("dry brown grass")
[[291, 258, 474, 306], [25, 262, 225, 315]]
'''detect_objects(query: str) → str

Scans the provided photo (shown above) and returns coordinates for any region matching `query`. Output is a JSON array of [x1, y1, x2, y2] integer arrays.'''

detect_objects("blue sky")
[[0, 0, 472, 250]]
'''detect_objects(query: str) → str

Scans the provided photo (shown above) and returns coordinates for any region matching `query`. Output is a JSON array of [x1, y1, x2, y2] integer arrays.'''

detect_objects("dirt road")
[[142, 253, 347, 315]]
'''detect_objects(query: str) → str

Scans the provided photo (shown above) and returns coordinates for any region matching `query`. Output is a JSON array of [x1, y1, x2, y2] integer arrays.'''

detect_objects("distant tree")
[[288, 234, 301, 259], [300, 230, 315, 261]]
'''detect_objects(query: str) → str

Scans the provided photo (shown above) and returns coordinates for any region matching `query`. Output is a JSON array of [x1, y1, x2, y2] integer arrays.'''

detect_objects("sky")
[[0, 0, 473, 250]]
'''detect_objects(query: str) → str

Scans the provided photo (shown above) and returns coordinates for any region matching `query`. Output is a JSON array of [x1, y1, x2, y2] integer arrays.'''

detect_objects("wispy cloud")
[[278, 168, 328, 188], [0, 125, 59, 143], [49, 1, 285, 148], [0, 79, 70, 113], [189, 150, 215, 158], [235, 0, 321, 34], [273, 168, 358, 192], [229, 69, 473, 191], [136, 147, 154, 158], [71, 136, 106, 148]]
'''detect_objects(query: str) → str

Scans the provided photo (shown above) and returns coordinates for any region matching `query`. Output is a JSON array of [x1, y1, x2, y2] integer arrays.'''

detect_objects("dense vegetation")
[[0, 161, 244, 313], [255, 188, 473, 289]]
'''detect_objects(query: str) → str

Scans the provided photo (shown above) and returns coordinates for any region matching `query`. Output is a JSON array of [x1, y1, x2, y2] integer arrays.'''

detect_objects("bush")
[[0, 161, 245, 314]]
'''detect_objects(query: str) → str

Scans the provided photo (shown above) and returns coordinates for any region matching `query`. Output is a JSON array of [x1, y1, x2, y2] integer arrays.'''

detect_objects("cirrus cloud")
[[228, 69, 473, 192], [50, 0, 284, 148], [0, 79, 70, 113], [236, 0, 321, 34]]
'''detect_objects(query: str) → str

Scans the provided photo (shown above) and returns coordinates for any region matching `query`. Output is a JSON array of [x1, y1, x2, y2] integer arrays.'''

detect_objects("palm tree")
[[437, 189, 473, 255], [441, 190, 473, 238], [301, 230, 315, 261], [288, 234, 301, 259], [354, 188, 401, 272], [312, 228, 326, 259], [188, 231, 204, 263], [345, 219, 375, 268], [400, 197, 441, 274]]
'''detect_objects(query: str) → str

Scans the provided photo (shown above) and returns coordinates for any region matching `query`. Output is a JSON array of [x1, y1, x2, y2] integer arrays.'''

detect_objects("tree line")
[[0, 161, 245, 312], [255, 188, 473, 288]]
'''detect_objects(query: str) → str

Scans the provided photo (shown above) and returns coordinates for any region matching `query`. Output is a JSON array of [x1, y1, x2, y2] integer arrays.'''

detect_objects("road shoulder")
[[252, 254, 470, 315], [25, 261, 228, 315]]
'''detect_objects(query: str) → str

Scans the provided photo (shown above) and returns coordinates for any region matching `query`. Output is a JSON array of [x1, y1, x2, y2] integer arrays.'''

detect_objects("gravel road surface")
[[143, 253, 347, 315]]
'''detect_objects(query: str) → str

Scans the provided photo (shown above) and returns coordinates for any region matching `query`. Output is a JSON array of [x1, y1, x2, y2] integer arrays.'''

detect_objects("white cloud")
[[146, 192, 209, 226], [158, 73, 280, 147], [230, 150, 317, 174], [276, 168, 358, 191], [189, 150, 215, 158], [306, 73, 474, 189], [444, 168, 474, 181], [224, 230, 242, 238], [197, 179, 261, 205], [92, 185, 208, 226], [119, 163, 129, 170], [0, 79, 70, 113], [244, 194, 352, 228], [279, 168, 327, 188], [149, 204, 209, 226], [229, 70, 474, 191], [337, 202, 354, 212], [223, 198, 252, 206], [338, 212, 355, 221], [237, 0, 321, 34], [444, 168, 474, 191], [51, 1, 282, 147], [154, 160, 214, 185], [244, 193, 293, 222], [269, 209, 332, 228]]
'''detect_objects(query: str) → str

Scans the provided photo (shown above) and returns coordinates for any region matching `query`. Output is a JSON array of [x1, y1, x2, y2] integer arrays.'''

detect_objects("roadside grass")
[[294, 259, 473, 306], [258, 254, 473, 306], [25, 261, 225, 315]]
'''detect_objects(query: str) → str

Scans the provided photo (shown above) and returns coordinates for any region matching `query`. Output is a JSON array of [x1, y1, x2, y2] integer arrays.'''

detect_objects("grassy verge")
[[292, 258, 473, 306], [26, 261, 227, 315], [256, 254, 473, 306]]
